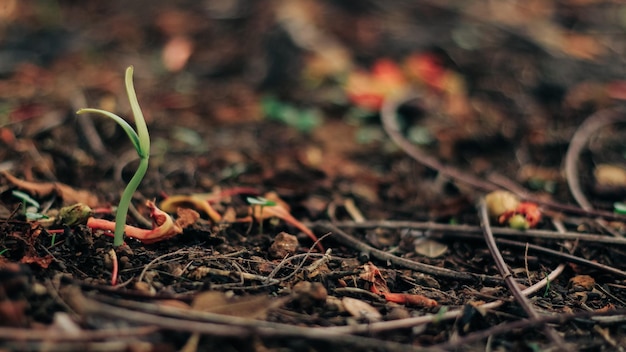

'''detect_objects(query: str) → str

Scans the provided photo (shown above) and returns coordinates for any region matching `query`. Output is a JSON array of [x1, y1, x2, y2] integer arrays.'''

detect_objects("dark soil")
[[2, 1, 626, 351]]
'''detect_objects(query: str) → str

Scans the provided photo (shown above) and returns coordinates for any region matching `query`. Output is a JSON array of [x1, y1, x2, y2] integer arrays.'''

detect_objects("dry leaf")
[[360, 262, 389, 294], [192, 291, 279, 319], [569, 275, 595, 292], [341, 297, 382, 322], [413, 238, 448, 258], [20, 254, 53, 269], [160, 194, 221, 222], [2, 171, 99, 207]]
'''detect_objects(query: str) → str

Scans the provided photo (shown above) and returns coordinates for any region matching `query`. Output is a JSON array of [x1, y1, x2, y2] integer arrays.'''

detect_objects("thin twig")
[[381, 91, 498, 193], [428, 308, 626, 351], [563, 106, 626, 237], [477, 198, 571, 351], [381, 93, 626, 222], [64, 288, 432, 352], [564, 107, 626, 211], [0, 326, 158, 341], [319, 262, 566, 335], [322, 220, 626, 246], [441, 233, 626, 279], [315, 221, 504, 284]]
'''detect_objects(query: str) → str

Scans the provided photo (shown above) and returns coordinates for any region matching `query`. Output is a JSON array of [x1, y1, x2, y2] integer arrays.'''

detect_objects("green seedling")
[[77, 66, 150, 247], [0, 248, 8, 256], [247, 196, 276, 234], [11, 190, 48, 220], [614, 202, 626, 215]]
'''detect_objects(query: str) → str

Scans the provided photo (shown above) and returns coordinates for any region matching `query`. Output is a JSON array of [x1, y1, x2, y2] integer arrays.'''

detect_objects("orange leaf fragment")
[[381, 292, 437, 307]]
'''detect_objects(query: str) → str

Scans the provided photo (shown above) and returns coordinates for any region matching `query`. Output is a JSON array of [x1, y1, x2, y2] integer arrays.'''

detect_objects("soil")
[[2, 1, 626, 351]]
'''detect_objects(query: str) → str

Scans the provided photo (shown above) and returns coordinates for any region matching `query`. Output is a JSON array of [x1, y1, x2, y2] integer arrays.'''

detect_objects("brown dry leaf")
[[341, 297, 382, 322], [569, 275, 595, 292], [175, 207, 200, 229], [2, 171, 99, 207], [413, 238, 448, 258], [192, 291, 281, 319], [360, 262, 389, 294], [20, 254, 53, 269]]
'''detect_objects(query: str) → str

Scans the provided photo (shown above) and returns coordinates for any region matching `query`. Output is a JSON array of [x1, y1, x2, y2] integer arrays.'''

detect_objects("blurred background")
[[2, 0, 626, 213]]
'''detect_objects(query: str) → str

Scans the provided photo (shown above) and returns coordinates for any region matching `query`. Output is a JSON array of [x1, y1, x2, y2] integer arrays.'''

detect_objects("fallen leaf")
[[20, 254, 53, 269], [360, 262, 388, 294], [192, 291, 283, 319], [342, 297, 382, 322], [413, 238, 448, 258], [160, 194, 222, 222], [2, 171, 100, 207], [569, 275, 595, 292]]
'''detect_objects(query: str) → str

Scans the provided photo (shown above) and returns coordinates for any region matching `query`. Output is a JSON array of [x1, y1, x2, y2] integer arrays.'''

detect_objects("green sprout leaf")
[[77, 108, 141, 152], [246, 196, 276, 206], [12, 190, 40, 209], [614, 202, 626, 215], [77, 66, 150, 247]]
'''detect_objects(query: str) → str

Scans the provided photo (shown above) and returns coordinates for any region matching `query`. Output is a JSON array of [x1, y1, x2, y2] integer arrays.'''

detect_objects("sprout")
[[77, 66, 150, 246]]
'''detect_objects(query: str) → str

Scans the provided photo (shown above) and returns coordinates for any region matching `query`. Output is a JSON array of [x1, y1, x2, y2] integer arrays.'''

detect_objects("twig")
[[440, 232, 626, 279], [381, 91, 498, 193], [138, 248, 188, 283], [266, 232, 333, 283], [428, 308, 626, 351], [323, 260, 566, 335], [314, 221, 504, 284], [381, 93, 626, 222], [564, 106, 626, 237], [322, 220, 626, 246], [477, 198, 571, 351], [564, 107, 626, 211], [64, 288, 431, 352], [0, 326, 158, 341]]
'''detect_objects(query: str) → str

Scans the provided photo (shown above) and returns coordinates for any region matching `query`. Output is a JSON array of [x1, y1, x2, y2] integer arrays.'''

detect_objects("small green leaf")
[[77, 108, 141, 153], [26, 212, 48, 220], [614, 202, 626, 215], [12, 190, 40, 208], [246, 196, 276, 206], [125, 66, 150, 157]]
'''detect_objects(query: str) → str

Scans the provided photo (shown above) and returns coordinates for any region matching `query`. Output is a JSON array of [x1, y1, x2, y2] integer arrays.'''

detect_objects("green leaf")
[[12, 190, 40, 208], [614, 202, 626, 215], [125, 66, 150, 158], [76, 108, 141, 153], [246, 196, 276, 206]]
